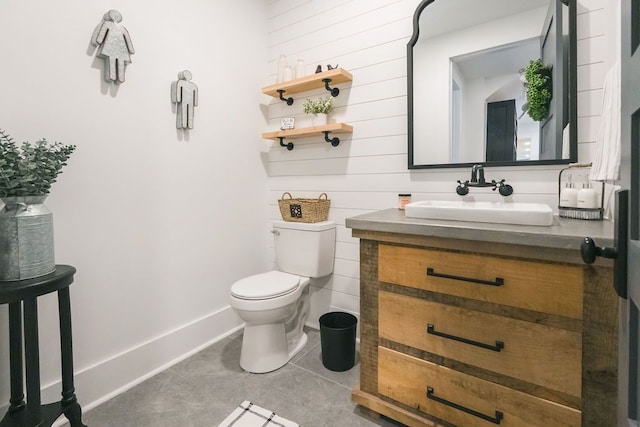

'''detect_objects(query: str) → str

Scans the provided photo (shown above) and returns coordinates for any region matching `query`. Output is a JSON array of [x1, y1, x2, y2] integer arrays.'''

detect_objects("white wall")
[[0, 0, 269, 414], [264, 0, 613, 327]]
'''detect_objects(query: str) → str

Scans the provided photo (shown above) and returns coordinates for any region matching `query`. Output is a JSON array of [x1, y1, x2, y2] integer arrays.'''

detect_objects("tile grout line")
[[289, 362, 355, 391]]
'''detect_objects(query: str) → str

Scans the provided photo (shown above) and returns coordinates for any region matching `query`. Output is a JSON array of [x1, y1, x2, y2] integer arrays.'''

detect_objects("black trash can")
[[319, 311, 358, 372]]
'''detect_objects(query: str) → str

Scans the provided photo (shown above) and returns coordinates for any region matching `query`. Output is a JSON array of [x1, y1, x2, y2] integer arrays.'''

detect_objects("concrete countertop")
[[345, 208, 615, 251]]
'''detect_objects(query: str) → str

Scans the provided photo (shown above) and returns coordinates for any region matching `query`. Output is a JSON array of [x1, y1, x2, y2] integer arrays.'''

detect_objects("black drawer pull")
[[427, 267, 504, 287], [427, 386, 504, 424], [427, 324, 504, 352]]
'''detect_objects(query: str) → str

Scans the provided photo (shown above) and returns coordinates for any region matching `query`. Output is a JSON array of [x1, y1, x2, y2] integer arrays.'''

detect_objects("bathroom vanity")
[[346, 209, 617, 427]]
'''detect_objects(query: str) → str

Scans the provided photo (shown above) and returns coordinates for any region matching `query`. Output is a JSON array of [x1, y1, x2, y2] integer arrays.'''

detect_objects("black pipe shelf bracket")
[[278, 137, 294, 151], [277, 89, 294, 106], [322, 78, 340, 97], [323, 131, 340, 147]]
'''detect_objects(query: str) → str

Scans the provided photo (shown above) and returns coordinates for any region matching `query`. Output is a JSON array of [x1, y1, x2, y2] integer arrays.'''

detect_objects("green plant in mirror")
[[303, 96, 334, 114], [0, 129, 76, 198], [524, 59, 553, 122]]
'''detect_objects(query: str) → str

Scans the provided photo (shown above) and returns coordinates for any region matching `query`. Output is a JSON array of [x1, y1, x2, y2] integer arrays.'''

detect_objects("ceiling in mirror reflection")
[[452, 40, 538, 80], [408, 0, 576, 169]]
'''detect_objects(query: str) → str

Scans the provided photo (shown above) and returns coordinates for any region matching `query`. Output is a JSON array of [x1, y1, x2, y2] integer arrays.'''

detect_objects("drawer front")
[[378, 347, 581, 427], [379, 291, 582, 397], [378, 244, 583, 319]]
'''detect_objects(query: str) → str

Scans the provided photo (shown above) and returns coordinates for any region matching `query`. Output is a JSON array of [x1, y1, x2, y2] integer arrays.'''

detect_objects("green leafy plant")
[[524, 59, 553, 121], [0, 129, 76, 198], [302, 96, 334, 114]]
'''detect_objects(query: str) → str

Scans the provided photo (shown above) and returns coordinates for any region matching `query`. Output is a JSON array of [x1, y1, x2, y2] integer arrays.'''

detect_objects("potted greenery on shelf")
[[0, 128, 76, 281], [523, 58, 553, 122], [303, 96, 333, 126]]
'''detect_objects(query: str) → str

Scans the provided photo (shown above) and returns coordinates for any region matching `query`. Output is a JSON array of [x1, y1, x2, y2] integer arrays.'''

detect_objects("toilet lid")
[[231, 271, 300, 300]]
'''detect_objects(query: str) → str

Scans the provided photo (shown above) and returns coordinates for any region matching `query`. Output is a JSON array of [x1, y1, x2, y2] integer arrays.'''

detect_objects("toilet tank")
[[272, 220, 336, 278]]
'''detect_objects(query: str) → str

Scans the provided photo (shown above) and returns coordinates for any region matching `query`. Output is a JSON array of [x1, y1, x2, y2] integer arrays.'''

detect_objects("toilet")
[[229, 220, 336, 373]]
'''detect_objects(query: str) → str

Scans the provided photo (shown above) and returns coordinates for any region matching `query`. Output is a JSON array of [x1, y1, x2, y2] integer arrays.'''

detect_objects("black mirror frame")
[[407, 0, 577, 170]]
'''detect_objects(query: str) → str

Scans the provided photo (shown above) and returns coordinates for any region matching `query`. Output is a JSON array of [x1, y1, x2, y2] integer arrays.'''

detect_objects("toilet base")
[[239, 323, 308, 374], [287, 330, 308, 361]]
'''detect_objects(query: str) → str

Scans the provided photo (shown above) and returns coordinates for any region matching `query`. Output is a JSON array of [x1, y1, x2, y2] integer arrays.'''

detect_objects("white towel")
[[218, 401, 299, 427], [589, 61, 621, 182]]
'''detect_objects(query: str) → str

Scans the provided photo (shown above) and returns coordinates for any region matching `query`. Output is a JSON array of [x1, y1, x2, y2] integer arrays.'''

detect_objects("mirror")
[[408, 0, 576, 169]]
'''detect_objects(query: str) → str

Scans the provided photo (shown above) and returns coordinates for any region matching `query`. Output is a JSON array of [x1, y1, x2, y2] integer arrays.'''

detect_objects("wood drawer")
[[378, 244, 583, 319], [379, 291, 582, 397], [378, 347, 581, 427]]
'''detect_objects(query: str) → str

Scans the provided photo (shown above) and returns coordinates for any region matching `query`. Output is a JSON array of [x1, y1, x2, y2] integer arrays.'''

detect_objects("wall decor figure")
[[91, 10, 135, 83], [171, 70, 199, 129]]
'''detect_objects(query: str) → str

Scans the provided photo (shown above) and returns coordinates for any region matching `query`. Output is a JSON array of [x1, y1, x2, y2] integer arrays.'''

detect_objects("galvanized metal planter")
[[0, 196, 55, 281]]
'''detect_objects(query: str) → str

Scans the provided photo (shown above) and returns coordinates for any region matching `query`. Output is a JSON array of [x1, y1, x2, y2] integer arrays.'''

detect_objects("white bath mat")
[[218, 401, 299, 427]]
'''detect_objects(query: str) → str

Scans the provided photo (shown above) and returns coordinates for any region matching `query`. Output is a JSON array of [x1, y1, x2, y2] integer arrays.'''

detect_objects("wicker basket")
[[278, 192, 330, 223]]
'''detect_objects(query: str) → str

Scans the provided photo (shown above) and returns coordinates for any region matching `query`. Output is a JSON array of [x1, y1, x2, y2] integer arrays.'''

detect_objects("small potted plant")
[[0, 128, 76, 280], [303, 96, 334, 126], [523, 58, 553, 122]]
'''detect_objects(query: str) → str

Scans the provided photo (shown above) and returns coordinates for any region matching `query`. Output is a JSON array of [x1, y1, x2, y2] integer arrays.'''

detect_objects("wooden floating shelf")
[[260, 68, 354, 150], [261, 123, 353, 140], [262, 68, 353, 98]]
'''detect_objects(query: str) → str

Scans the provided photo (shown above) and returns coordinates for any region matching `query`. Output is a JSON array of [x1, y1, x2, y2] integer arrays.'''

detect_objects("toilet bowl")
[[229, 220, 336, 373], [230, 271, 311, 373]]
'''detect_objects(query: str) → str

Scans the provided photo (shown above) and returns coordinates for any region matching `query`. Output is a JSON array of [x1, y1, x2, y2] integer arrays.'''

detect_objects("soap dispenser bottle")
[[577, 181, 599, 209], [559, 174, 578, 208]]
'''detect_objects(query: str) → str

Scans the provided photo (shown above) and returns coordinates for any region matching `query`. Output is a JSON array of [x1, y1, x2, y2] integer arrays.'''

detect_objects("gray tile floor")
[[76, 327, 404, 426]]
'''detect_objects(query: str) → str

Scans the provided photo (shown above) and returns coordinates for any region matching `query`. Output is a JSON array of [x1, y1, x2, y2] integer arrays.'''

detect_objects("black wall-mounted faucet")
[[470, 164, 487, 185], [457, 164, 513, 196]]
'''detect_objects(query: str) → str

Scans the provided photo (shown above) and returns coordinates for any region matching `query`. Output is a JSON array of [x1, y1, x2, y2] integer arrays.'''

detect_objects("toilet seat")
[[231, 271, 300, 300]]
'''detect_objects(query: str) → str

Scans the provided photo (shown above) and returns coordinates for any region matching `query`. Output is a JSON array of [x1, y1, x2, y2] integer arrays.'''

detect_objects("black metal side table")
[[0, 265, 87, 427]]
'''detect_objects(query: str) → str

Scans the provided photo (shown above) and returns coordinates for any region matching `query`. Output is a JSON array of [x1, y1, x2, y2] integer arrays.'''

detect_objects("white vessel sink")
[[404, 200, 554, 226]]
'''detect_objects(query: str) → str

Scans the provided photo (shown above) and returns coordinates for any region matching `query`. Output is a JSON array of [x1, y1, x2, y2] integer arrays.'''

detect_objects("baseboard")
[[22, 305, 243, 426]]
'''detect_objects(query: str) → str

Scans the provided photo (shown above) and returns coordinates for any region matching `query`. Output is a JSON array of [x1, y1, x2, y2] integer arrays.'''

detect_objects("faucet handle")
[[456, 180, 470, 196], [493, 179, 514, 196], [499, 184, 513, 196]]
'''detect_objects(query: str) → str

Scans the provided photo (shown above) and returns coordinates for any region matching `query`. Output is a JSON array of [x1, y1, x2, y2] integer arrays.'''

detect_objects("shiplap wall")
[[263, 0, 612, 324]]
